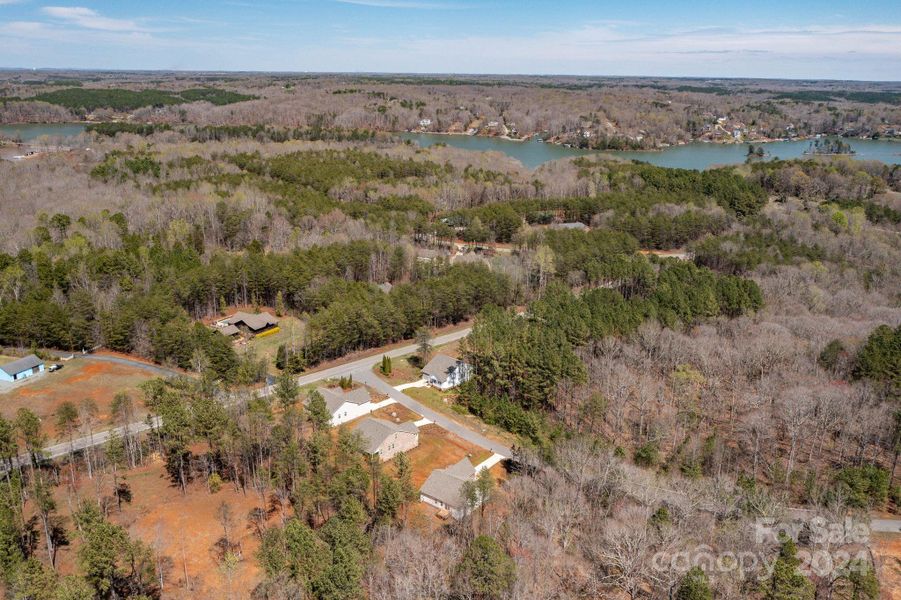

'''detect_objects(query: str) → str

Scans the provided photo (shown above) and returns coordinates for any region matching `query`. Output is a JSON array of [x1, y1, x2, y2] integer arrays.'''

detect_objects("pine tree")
[[307, 391, 332, 431], [275, 370, 299, 411], [766, 539, 814, 600], [676, 566, 712, 600], [454, 535, 516, 600]]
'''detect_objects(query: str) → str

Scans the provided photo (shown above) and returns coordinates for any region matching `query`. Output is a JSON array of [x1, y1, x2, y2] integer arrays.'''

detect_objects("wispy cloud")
[[334, 0, 464, 9], [41, 6, 145, 32]]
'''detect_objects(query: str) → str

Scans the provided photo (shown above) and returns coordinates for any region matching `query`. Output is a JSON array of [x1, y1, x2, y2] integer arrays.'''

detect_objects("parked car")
[[48, 364, 63, 372]]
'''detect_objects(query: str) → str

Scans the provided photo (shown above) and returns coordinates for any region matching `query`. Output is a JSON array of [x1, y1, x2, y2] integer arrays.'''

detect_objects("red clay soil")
[[873, 533, 901, 600], [49, 457, 272, 599], [0, 360, 154, 440]]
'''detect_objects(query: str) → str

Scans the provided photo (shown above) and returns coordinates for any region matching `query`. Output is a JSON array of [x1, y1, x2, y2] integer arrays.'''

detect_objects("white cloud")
[[313, 22, 901, 79], [41, 6, 144, 32]]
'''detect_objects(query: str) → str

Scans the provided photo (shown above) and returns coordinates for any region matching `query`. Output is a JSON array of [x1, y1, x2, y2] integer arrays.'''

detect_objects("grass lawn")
[[372, 341, 463, 386], [0, 355, 18, 366], [404, 386, 517, 448], [372, 355, 420, 386], [0, 358, 155, 442], [246, 315, 305, 374]]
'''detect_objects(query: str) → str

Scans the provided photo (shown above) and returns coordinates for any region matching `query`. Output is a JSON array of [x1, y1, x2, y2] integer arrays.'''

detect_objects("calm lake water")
[[0, 123, 87, 142], [400, 132, 901, 170]]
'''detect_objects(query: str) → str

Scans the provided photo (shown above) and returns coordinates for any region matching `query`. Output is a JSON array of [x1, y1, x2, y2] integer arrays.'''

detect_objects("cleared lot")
[[0, 358, 155, 441]]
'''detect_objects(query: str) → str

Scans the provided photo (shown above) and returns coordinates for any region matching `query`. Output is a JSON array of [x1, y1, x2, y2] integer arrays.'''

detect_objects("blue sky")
[[1, 0, 900, 79]]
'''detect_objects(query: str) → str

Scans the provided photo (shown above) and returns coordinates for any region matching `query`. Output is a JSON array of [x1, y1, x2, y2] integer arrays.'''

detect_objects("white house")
[[419, 118, 432, 128], [421, 354, 471, 391], [352, 417, 419, 461], [315, 386, 375, 426], [420, 457, 477, 519], [0, 355, 44, 383]]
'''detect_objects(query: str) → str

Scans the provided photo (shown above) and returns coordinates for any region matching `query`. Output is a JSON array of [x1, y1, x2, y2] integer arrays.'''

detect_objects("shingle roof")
[[316, 386, 372, 415], [352, 417, 418, 454], [421, 354, 462, 384], [218, 324, 240, 336], [0, 354, 43, 377], [223, 311, 279, 331], [419, 457, 475, 509]]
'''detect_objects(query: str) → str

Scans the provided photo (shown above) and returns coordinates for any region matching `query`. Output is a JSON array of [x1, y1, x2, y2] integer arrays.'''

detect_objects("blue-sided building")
[[0, 355, 44, 383]]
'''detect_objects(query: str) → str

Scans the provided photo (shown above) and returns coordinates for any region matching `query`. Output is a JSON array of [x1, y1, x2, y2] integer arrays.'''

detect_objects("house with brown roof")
[[216, 311, 279, 337], [352, 417, 419, 461]]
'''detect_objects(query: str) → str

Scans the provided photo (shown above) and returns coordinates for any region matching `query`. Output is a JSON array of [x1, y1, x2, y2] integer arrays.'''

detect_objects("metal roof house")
[[421, 354, 472, 391], [314, 386, 375, 426], [216, 312, 279, 337], [352, 417, 419, 461], [0, 355, 45, 383], [420, 456, 477, 519]]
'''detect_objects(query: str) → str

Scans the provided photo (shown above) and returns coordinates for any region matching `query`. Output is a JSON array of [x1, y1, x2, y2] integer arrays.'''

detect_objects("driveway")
[[354, 369, 512, 459]]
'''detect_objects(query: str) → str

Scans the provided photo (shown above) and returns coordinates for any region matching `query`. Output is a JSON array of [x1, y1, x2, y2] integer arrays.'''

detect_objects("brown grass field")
[[368, 403, 421, 423], [402, 424, 492, 489], [0, 359, 155, 441]]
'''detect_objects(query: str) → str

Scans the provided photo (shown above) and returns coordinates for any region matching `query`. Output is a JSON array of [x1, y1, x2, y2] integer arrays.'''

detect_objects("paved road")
[[260, 327, 473, 394], [28, 328, 477, 464], [870, 519, 901, 533], [354, 369, 512, 459]]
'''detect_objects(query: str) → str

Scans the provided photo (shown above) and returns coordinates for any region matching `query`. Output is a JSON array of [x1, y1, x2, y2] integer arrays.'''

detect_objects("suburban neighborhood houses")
[[421, 353, 472, 390], [352, 416, 419, 461]]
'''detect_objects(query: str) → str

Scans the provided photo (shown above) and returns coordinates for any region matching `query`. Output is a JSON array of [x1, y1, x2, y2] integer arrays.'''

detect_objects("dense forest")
[[0, 104, 899, 599]]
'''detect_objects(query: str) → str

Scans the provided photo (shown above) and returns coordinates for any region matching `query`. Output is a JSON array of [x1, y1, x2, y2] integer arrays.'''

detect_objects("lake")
[[0, 123, 87, 142], [400, 132, 901, 170]]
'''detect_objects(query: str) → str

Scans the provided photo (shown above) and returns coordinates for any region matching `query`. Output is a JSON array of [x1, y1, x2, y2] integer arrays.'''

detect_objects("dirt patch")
[[49, 458, 271, 599], [404, 424, 491, 488], [369, 403, 421, 423], [873, 533, 901, 600], [0, 359, 155, 441]]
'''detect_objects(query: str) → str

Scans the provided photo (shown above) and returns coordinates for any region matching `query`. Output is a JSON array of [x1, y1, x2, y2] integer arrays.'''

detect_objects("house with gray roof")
[[0, 355, 44, 383], [419, 457, 477, 519], [216, 311, 279, 337], [421, 354, 471, 390], [314, 386, 375, 426], [352, 417, 419, 461]]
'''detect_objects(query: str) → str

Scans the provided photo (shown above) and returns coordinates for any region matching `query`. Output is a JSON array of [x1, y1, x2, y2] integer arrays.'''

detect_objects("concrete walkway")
[[396, 379, 428, 391], [354, 369, 512, 459], [474, 453, 506, 472]]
